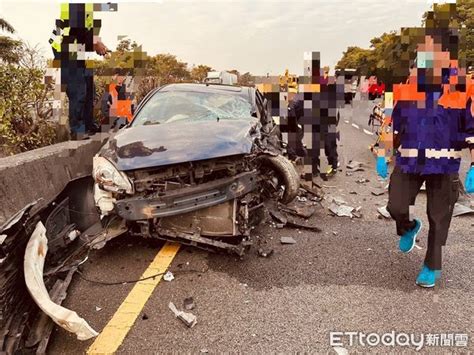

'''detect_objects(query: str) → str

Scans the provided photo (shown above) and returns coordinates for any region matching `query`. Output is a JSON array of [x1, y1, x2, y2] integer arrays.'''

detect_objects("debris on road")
[[377, 205, 391, 219], [333, 346, 349, 355], [24, 222, 98, 341], [280, 236, 296, 244], [331, 197, 347, 206], [279, 201, 317, 219], [329, 204, 354, 218], [269, 205, 322, 232], [371, 188, 386, 196], [452, 203, 474, 217], [356, 178, 370, 184], [352, 206, 362, 218], [183, 297, 195, 311], [168, 302, 197, 328], [346, 160, 365, 172], [257, 247, 274, 258], [95, 306, 102, 312], [163, 271, 175, 282]]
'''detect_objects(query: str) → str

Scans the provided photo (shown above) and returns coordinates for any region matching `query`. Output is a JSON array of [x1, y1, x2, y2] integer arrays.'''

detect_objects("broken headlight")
[[92, 156, 134, 194]]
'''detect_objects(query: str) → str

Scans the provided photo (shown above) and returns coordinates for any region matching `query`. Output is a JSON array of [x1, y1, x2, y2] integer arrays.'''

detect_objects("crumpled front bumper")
[[115, 170, 258, 221]]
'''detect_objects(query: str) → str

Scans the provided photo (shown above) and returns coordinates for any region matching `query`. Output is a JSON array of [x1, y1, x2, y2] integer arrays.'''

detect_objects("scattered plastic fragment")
[[329, 204, 354, 218], [452, 203, 474, 217], [377, 205, 391, 219], [168, 302, 197, 328], [163, 271, 175, 282], [280, 236, 296, 244]]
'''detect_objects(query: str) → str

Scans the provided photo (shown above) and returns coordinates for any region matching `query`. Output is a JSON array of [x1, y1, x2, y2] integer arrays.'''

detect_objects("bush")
[[0, 64, 57, 155]]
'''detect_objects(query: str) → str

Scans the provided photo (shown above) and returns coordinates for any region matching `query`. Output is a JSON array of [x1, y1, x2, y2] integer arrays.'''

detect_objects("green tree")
[[238, 72, 254, 86], [190, 64, 212, 82], [0, 17, 21, 64]]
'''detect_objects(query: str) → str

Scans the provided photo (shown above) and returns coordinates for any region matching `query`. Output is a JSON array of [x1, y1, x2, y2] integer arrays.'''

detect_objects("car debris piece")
[[183, 297, 195, 311], [329, 204, 354, 218], [452, 203, 474, 217], [356, 178, 369, 184], [346, 160, 365, 172], [331, 197, 347, 206], [279, 202, 317, 219], [168, 302, 197, 328], [377, 205, 392, 219], [333, 346, 349, 355], [269, 208, 288, 225], [280, 236, 296, 244], [371, 188, 386, 196], [163, 271, 175, 282], [257, 247, 274, 258], [24, 221, 98, 341]]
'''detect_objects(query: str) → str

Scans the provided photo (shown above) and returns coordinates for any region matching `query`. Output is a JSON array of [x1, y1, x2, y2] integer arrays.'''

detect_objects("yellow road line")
[[87, 242, 180, 354]]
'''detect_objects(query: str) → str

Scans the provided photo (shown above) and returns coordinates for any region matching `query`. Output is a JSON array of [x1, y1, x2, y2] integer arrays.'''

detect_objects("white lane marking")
[[352, 123, 360, 129], [363, 129, 374, 136]]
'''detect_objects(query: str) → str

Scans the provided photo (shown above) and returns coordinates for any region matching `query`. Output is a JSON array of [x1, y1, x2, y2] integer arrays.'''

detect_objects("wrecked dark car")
[[93, 83, 300, 254]]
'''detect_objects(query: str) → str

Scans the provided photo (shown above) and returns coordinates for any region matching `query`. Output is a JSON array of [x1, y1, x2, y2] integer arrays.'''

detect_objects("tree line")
[[336, 1, 472, 89]]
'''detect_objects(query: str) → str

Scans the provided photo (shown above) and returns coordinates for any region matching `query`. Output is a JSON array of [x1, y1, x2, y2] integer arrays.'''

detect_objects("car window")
[[132, 90, 253, 127]]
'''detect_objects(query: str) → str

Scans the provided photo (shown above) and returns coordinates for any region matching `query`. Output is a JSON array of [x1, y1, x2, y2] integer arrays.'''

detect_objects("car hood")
[[100, 119, 259, 171]]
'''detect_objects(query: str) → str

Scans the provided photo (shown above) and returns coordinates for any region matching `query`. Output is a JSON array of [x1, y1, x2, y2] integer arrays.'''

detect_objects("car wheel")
[[257, 154, 300, 204]]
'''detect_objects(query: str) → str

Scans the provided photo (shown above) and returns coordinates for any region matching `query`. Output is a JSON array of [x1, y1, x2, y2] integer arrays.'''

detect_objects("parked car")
[[93, 83, 300, 254]]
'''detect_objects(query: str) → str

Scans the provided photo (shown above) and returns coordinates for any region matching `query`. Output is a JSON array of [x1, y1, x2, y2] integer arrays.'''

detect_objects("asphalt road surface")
[[49, 99, 474, 354]]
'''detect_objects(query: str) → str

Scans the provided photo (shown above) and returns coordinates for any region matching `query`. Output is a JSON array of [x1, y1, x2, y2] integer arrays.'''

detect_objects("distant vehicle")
[[335, 68, 358, 104], [205, 71, 238, 85]]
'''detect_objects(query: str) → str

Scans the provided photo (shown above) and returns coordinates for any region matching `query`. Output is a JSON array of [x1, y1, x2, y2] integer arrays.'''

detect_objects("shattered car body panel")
[[0, 177, 116, 352], [94, 83, 300, 253], [24, 221, 98, 341]]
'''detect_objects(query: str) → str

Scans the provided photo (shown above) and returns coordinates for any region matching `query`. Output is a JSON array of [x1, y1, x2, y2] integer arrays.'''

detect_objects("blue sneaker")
[[399, 219, 422, 253], [416, 264, 441, 288]]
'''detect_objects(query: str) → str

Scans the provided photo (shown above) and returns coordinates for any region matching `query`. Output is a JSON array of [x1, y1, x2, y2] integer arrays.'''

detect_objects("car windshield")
[[132, 90, 253, 126]]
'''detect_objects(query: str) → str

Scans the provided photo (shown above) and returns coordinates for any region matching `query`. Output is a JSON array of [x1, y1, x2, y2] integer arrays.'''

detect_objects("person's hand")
[[94, 41, 108, 56], [376, 156, 388, 179], [465, 165, 474, 194]]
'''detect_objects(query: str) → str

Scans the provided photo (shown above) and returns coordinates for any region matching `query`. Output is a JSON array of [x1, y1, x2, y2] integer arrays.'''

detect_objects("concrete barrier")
[[0, 134, 107, 225]]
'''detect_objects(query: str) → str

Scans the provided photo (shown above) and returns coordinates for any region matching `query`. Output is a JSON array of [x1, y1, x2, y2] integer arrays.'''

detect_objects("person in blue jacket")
[[377, 30, 474, 288]]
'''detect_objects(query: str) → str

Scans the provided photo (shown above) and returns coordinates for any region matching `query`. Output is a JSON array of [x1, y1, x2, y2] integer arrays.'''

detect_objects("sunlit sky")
[[0, 0, 438, 75]]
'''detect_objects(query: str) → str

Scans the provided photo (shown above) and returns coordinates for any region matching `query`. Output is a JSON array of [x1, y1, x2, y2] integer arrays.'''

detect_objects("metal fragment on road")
[[163, 271, 175, 282], [452, 203, 474, 217], [183, 297, 195, 311], [371, 188, 386, 196], [377, 205, 391, 219], [168, 302, 197, 328], [280, 236, 296, 244], [329, 204, 354, 218]]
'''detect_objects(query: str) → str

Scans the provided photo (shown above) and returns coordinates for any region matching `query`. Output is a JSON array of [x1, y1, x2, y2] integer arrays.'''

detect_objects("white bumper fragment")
[[24, 221, 98, 341]]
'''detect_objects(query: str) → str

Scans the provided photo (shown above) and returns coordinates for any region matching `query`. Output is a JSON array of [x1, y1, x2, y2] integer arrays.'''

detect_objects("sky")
[[0, 0, 437, 75]]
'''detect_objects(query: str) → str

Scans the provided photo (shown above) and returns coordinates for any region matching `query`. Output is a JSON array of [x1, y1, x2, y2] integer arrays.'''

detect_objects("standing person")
[[377, 31, 474, 288], [50, 3, 116, 139]]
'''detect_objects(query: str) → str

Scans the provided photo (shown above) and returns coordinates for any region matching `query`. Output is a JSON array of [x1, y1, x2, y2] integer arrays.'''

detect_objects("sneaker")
[[326, 167, 337, 178], [399, 219, 422, 253], [416, 264, 441, 288]]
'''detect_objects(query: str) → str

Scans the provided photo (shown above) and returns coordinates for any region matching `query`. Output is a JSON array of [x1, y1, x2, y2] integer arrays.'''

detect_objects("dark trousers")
[[62, 66, 94, 133], [387, 166, 459, 270]]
